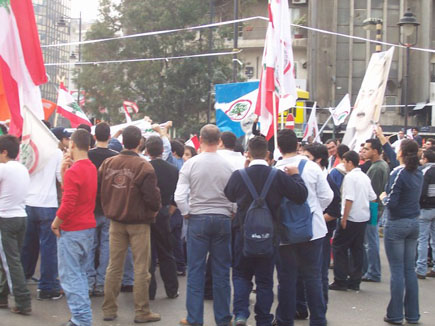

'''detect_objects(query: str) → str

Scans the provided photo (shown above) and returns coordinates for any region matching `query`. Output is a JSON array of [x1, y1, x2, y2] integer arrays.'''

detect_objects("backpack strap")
[[298, 159, 308, 176], [260, 168, 278, 199], [239, 169, 260, 200]]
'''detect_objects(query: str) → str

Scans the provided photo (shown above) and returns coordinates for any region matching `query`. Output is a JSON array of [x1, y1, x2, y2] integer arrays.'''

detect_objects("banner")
[[342, 47, 394, 150], [19, 105, 59, 174]]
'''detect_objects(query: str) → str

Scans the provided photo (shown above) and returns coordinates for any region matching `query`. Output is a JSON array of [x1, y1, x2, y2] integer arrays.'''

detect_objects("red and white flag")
[[302, 103, 320, 142], [57, 83, 91, 127], [185, 135, 200, 151], [255, 0, 297, 140], [0, 0, 47, 136], [123, 100, 139, 123]]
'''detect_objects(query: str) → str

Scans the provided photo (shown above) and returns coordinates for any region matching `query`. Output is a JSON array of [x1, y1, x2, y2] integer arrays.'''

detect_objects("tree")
[[77, 0, 233, 138]]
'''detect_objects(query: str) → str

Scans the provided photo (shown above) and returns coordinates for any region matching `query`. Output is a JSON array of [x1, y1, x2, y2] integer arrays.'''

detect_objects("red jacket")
[[57, 159, 97, 231]]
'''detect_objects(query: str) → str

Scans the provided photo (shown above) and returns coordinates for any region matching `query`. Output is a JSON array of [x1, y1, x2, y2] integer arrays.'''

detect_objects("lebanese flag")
[[57, 83, 91, 127], [0, 0, 47, 136], [302, 102, 320, 143], [123, 100, 139, 123], [185, 135, 200, 151], [255, 0, 297, 140]]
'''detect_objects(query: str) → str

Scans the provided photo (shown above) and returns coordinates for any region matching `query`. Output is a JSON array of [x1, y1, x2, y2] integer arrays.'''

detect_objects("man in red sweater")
[[51, 129, 97, 326]]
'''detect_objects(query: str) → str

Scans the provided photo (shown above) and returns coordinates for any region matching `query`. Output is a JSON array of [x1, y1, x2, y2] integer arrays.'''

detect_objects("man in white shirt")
[[391, 129, 405, 154], [175, 125, 233, 326], [274, 129, 333, 326], [217, 131, 246, 170], [0, 135, 31, 315], [329, 150, 377, 292], [20, 143, 63, 300]]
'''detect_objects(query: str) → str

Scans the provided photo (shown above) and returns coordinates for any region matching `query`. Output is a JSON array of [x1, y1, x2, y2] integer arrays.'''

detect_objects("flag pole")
[[273, 92, 278, 151], [316, 114, 333, 142]]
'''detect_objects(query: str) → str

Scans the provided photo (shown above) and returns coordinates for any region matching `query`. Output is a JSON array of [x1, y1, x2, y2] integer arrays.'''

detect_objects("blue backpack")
[[279, 160, 313, 244], [239, 168, 277, 258]]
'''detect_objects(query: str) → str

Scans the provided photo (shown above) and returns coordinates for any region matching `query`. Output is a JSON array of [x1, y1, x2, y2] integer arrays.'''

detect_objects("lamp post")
[[58, 12, 82, 105], [362, 18, 383, 53], [397, 8, 419, 132]]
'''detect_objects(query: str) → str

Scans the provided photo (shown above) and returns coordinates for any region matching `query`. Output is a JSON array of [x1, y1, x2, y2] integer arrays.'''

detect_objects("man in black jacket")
[[145, 136, 180, 298], [224, 136, 308, 326], [416, 149, 435, 278]]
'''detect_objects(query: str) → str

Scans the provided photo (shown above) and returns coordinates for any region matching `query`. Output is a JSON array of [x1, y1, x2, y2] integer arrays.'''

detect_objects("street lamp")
[[397, 8, 419, 132], [363, 18, 383, 52], [57, 13, 82, 105]]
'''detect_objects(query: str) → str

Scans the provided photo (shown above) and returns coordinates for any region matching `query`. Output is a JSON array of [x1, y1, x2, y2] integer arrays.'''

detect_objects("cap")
[[108, 138, 123, 152], [51, 127, 72, 141]]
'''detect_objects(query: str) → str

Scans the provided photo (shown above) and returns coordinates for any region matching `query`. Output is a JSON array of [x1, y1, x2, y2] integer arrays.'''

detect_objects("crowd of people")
[[0, 119, 434, 326]]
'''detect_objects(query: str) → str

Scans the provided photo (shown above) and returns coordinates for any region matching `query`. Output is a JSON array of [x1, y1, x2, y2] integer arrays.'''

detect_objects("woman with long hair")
[[381, 139, 423, 325]]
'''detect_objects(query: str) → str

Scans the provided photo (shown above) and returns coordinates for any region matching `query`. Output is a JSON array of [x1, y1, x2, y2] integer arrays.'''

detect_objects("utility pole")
[[207, 0, 214, 123], [232, 0, 239, 82]]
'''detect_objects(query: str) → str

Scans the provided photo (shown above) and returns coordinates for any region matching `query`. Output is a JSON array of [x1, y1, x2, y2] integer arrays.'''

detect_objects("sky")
[[71, 0, 100, 22]]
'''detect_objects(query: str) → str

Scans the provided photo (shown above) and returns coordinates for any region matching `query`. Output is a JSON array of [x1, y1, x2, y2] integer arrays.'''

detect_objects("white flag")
[[329, 94, 351, 126], [19, 106, 59, 174], [302, 102, 320, 142]]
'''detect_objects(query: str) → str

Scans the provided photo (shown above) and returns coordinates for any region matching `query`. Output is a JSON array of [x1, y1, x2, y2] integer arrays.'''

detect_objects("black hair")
[[365, 138, 383, 155], [277, 129, 298, 154], [170, 140, 185, 157], [326, 139, 337, 145], [146, 136, 163, 157], [221, 131, 237, 150], [304, 143, 329, 168], [184, 145, 197, 158], [95, 122, 111, 142], [71, 129, 91, 151], [0, 134, 20, 159], [200, 124, 221, 145], [426, 138, 435, 145], [138, 136, 147, 153], [400, 139, 419, 171], [248, 136, 268, 160], [234, 142, 245, 155], [342, 150, 360, 167], [412, 127, 419, 132], [77, 124, 91, 133], [337, 144, 350, 159], [122, 125, 142, 150], [423, 149, 435, 163]]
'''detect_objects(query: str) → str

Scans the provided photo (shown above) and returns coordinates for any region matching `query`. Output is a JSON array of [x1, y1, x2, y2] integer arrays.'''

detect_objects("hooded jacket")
[[99, 150, 161, 224]]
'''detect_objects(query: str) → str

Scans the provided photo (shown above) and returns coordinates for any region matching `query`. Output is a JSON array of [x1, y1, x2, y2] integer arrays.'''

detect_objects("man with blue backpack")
[[224, 136, 308, 326], [274, 129, 333, 326]]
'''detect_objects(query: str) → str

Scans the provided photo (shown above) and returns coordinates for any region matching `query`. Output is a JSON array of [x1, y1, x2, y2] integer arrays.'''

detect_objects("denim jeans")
[[232, 230, 275, 326], [21, 206, 60, 291], [122, 247, 134, 286], [58, 229, 94, 326], [86, 213, 110, 289], [186, 214, 232, 326], [276, 238, 326, 326], [171, 209, 186, 273], [384, 218, 420, 324], [416, 209, 435, 275], [362, 224, 381, 281]]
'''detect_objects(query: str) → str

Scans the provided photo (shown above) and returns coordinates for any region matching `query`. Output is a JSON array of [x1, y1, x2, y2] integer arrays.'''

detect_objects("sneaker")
[[167, 291, 179, 299], [120, 285, 133, 292], [134, 312, 161, 323], [361, 277, 379, 282], [383, 316, 403, 325], [63, 320, 78, 326], [426, 270, 435, 278], [328, 282, 347, 291], [294, 311, 309, 320], [180, 318, 192, 326], [234, 317, 247, 326], [10, 306, 31, 316], [36, 289, 64, 300], [177, 271, 186, 277], [348, 284, 360, 291], [416, 273, 426, 280], [93, 286, 104, 297]]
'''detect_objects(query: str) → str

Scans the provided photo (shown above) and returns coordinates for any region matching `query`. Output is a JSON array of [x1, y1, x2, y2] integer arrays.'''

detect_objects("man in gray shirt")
[[175, 124, 233, 326]]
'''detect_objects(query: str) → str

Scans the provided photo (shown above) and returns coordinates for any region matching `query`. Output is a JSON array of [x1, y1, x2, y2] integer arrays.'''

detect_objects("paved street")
[[1, 242, 434, 326]]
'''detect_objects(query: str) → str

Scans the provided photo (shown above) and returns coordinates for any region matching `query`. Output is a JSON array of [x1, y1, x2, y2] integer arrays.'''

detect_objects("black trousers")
[[332, 220, 367, 286], [149, 206, 179, 299]]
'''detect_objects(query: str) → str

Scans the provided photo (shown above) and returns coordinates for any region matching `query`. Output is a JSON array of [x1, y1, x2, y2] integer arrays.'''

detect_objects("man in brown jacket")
[[99, 126, 161, 323]]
